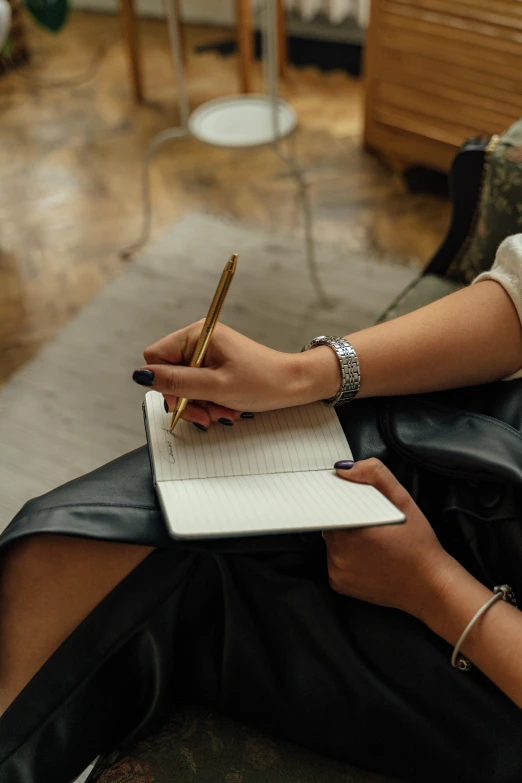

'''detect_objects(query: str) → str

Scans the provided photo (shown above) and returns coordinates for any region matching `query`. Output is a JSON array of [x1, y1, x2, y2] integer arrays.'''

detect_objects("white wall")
[[72, 0, 236, 22], [71, 0, 364, 43]]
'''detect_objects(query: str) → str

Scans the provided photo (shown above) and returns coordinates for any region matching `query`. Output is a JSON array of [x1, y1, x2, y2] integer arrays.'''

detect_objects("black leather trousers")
[[2, 383, 522, 783]]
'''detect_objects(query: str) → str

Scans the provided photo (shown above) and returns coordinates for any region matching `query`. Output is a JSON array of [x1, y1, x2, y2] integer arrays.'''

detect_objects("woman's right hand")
[[134, 320, 340, 428]]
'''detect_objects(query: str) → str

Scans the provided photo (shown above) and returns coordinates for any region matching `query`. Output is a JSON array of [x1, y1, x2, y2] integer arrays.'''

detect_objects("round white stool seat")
[[188, 95, 297, 148]]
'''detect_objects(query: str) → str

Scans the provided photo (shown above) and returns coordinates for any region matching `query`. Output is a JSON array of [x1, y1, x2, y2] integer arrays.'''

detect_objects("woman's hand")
[[326, 460, 522, 710], [323, 459, 459, 620], [134, 321, 340, 429]]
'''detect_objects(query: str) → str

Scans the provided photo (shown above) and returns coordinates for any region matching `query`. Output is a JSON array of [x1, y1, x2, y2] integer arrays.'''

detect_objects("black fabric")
[[2, 381, 522, 783], [195, 33, 363, 78]]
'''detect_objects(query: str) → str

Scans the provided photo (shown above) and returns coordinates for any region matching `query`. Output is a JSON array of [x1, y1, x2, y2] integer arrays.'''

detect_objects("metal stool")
[[121, 0, 328, 305]]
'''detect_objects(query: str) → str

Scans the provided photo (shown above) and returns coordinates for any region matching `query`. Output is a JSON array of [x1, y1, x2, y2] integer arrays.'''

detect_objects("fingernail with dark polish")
[[132, 369, 154, 387], [240, 412, 255, 419], [164, 399, 169, 414], [193, 422, 208, 432], [334, 460, 355, 470], [218, 418, 234, 426]]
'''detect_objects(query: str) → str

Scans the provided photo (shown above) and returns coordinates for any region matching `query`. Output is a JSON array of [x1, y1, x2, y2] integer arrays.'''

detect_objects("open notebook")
[[143, 390, 405, 538]]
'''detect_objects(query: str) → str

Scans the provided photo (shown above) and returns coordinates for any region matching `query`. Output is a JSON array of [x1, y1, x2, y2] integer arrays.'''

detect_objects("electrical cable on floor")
[[0, 35, 116, 111], [17, 42, 111, 89]]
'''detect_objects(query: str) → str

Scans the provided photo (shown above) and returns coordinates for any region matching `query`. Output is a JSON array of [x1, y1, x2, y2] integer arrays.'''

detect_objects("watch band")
[[300, 336, 361, 406]]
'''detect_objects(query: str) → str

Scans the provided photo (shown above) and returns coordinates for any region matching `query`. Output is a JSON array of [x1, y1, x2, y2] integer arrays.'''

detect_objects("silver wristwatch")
[[300, 336, 361, 406]]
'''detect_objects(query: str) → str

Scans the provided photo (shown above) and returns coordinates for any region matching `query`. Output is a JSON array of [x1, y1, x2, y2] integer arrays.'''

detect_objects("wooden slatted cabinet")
[[363, 0, 522, 171]]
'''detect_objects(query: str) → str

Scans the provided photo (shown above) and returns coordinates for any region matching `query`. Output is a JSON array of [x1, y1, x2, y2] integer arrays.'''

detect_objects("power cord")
[[0, 23, 116, 111]]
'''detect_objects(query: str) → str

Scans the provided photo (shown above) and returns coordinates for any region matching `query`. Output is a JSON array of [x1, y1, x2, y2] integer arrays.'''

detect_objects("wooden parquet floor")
[[0, 12, 451, 384]]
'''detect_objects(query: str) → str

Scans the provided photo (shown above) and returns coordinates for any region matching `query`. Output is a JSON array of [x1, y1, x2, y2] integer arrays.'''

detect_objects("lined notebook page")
[[157, 472, 405, 538], [144, 391, 351, 482]]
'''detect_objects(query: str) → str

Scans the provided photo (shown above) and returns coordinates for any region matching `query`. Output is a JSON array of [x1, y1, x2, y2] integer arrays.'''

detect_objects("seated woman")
[[1, 236, 522, 783]]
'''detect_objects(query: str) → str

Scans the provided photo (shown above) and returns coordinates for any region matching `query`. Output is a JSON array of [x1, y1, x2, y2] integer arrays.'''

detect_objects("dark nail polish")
[[193, 422, 208, 432], [132, 369, 154, 387], [218, 418, 234, 426], [240, 412, 255, 419], [164, 399, 169, 414], [334, 460, 355, 470]]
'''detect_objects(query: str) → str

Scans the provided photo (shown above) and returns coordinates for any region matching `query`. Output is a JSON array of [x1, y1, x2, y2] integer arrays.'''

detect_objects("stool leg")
[[276, 0, 288, 79], [119, 0, 144, 103], [175, 0, 189, 65], [235, 0, 253, 93]]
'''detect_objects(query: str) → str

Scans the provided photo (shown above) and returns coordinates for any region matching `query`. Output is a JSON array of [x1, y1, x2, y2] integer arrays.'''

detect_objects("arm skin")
[[423, 560, 522, 709], [295, 280, 522, 403], [139, 280, 522, 421]]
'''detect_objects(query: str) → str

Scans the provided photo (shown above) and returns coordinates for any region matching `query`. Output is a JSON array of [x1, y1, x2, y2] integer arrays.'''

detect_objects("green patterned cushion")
[[446, 119, 522, 285], [90, 706, 400, 783]]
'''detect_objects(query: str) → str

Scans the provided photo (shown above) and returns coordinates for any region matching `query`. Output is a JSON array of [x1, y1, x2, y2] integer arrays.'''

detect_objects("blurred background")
[[0, 0, 462, 384]]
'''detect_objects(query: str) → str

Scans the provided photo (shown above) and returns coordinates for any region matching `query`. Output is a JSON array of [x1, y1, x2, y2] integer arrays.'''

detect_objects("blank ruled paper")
[[144, 391, 351, 481], [157, 472, 405, 538], [143, 391, 405, 538]]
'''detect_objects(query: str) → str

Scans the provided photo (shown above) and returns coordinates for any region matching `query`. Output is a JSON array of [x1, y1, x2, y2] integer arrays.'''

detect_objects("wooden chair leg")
[[235, 0, 253, 94], [119, 0, 144, 103], [276, 0, 288, 79]]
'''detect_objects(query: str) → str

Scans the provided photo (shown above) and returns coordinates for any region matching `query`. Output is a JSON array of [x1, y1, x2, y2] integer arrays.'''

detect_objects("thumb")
[[133, 364, 220, 401], [335, 458, 412, 513]]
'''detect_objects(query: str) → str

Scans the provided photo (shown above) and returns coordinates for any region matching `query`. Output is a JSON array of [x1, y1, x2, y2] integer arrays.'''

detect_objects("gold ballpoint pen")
[[169, 253, 238, 433]]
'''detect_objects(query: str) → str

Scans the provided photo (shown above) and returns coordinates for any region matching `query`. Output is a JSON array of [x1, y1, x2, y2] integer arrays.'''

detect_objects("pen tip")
[[229, 253, 238, 273]]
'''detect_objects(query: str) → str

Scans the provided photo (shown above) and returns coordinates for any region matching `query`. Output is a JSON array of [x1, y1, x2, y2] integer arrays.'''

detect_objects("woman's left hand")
[[323, 459, 459, 620]]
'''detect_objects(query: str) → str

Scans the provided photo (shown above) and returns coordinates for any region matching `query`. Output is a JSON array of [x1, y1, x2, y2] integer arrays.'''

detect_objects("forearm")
[[295, 280, 522, 403], [419, 560, 522, 710]]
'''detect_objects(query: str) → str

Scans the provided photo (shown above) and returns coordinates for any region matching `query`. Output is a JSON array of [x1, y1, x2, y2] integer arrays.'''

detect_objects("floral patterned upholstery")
[[380, 119, 522, 323], [90, 706, 400, 783], [446, 120, 522, 285]]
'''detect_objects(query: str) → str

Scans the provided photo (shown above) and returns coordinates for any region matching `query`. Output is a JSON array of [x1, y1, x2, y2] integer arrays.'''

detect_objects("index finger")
[[143, 320, 203, 366]]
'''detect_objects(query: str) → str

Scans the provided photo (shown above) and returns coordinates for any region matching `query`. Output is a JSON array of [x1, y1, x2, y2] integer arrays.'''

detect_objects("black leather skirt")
[[2, 386, 522, 783]]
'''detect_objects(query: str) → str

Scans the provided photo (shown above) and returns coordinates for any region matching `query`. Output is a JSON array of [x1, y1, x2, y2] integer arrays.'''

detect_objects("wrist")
[[413, 555, 492, 645], [409, 554, 463, 625], [291, 345, 342, 405]]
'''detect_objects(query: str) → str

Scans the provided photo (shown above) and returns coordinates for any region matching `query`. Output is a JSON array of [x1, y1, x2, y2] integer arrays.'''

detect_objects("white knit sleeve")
[[472, 234, 522, 380]]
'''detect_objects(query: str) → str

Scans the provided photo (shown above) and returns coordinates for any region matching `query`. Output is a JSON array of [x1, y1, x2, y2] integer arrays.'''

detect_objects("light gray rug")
[[0, 214, 417, 531]]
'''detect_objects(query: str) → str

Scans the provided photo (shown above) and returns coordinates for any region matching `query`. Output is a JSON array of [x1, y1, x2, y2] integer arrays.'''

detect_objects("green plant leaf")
[[26, 0, 69, 32]]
